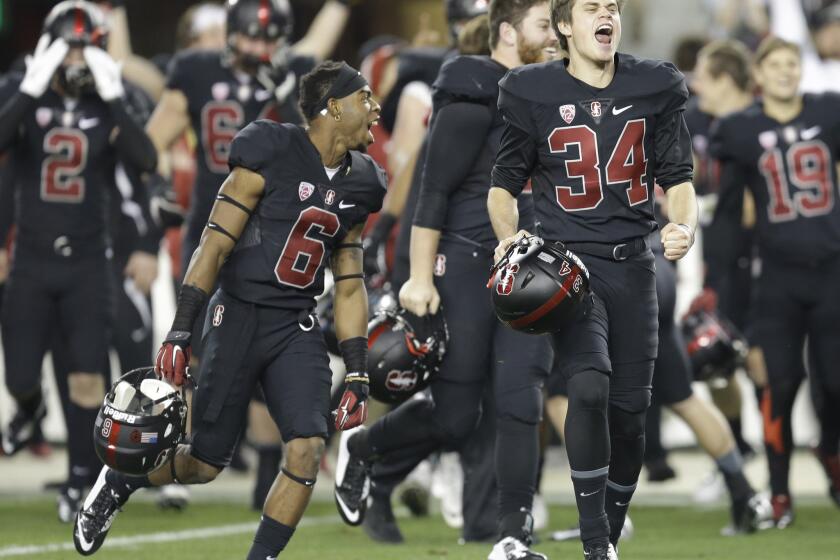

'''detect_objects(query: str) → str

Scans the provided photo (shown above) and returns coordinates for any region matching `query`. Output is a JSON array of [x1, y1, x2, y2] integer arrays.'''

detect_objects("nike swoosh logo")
[[615, 501, 629, 507], [338, 201, 356, 209], [612, 105, 632, 115], [75, 517, 95, 552], [579, 490, 600, 497], [801, 125, 821, 140], [334, 489, 361, 524], [79, 117, 99, 129]]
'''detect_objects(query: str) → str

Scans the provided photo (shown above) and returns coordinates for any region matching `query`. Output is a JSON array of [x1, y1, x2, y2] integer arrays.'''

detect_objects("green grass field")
[[1, 499, 838, 559]]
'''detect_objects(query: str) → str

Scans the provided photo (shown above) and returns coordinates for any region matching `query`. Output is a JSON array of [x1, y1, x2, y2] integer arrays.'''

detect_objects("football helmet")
[[490, 237, 590, 334], [317, 283, 397, 356], [367, 308, 449, 404], [93, 368, 187, 476], [682, 309, 748, 381], [43, 1, 108, 96], [226, 0, 293, 74], [445, 0, 490, 40]]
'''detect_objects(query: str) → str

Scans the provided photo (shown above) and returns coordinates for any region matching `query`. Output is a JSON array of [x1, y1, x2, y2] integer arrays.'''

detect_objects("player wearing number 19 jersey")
[[710, 37, 840, 525], [489, 1, 698, 558]]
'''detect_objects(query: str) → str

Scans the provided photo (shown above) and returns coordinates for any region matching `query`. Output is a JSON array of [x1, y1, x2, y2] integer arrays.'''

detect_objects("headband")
[[309, 63, 369, 119]]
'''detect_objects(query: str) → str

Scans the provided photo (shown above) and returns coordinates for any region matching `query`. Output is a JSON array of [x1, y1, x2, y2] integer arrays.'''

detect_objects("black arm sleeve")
[[654, 97, 694, 189], [412, 101, 494, 230], [0, 160, 14, 245], [705, 159, 747, 290], [491, 85, 539, 196], [109, 101, 158, 173], [0, 92, 35, 154]]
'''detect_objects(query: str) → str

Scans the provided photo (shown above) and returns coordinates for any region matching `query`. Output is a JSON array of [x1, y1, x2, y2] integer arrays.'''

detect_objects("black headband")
[[309, 63, 369, 119]]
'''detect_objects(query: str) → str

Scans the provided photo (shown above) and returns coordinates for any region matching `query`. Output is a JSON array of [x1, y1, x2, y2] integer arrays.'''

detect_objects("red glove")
[[154, 331, 191, 386], [333, 372, 369, 430], [688, 287, 718, 316]]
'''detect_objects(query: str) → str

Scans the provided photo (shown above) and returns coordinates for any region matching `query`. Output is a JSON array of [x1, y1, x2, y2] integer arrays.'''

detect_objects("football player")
[[488, 1, 698, 558], [73, 61, 386, 559], [0, 0, 156, 488], [334, 2, 558, 558], [709, 36, 840, 527]]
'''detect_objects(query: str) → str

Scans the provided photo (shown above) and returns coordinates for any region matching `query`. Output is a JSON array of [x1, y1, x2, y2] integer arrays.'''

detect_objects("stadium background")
[[0, 1, 834, 559]]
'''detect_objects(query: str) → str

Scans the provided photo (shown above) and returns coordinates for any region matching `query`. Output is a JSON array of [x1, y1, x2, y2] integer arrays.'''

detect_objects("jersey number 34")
[[548, 119, 648, 211]]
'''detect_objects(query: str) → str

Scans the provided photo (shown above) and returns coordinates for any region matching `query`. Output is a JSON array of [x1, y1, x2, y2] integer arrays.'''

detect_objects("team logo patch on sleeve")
[[434, 254, 446, 277], [559, 104, 576, 124], [298, 182, 315, 201], [212, 304, 225, 327]]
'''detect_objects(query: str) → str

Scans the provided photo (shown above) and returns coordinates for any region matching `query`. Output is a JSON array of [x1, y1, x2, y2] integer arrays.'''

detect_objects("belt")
[[15, 234, 108, 259], [563, 237, 648, 262]]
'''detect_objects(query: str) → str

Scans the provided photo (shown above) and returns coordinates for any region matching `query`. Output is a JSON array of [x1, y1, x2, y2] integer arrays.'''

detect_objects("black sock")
[[716, 448, 753, 502], [496, 418, 538, 519], [246, 515, 295, 559], [17, 389, 44, 417], [605, 480, 636, 545], [499, 508, 535, 544], [106, 468, 153, 497], [253, 446, 283, 510], [570, 467, 609, 543], [67, 404, 100, 489], [759, 386, 795, 496]]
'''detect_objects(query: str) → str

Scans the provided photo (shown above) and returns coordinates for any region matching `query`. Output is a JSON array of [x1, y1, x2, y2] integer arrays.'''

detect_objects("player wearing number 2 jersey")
[[488, 1, 698, 558], [74, 61, 385, 559], [709, 36, 840, 526]]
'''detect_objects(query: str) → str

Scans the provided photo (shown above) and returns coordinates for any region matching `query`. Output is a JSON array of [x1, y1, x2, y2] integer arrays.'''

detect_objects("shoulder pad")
[[228, 120, 292, 174], [613, 53, 687, 98], [348, 152, 388, 214], [498, 60, 568, 104], [433, 55, 505, 102]]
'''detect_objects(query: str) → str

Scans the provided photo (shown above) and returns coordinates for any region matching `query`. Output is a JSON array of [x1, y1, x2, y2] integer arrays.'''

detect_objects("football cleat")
[[727, 493, 773, 534], [771, 494, 795, 529], [2, 399, 47, 456], [57, 485, 82, 524], [73, 468, 128, 556], [583, 540, 617, 560], [488, 536, 547, 560], [334, 427, 370, 526], [362, 495, 404, 543], [432, 452, 464, 529]]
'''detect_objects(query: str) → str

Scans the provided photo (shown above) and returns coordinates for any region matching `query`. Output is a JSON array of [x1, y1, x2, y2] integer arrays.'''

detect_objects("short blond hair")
[[755, 36, 801, 66]]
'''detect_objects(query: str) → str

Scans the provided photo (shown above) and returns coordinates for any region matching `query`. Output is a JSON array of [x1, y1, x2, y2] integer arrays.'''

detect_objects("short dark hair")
[[298, 60, 346, 123], [489, 0, 547, 49], [550, 0, 626, 51], [699, 39, 753, 92], [755, 35, 801, 66]]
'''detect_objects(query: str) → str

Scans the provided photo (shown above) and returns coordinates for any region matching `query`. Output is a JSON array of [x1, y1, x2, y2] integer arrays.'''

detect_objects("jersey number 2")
[[548, 120, 649, 211], [275, 206, 341, 288], [759, 141, 834, 222], [41, 128, 88, 203]]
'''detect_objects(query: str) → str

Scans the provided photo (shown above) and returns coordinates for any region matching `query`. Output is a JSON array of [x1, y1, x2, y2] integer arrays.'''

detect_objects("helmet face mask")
[[226, 0, 293, 75], [44, 1, 108, 96], [94, 368, 187, 476]]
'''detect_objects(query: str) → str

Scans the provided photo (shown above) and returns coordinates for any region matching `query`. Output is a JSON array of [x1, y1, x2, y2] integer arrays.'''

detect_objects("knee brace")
[[496, 385, 543, 426]]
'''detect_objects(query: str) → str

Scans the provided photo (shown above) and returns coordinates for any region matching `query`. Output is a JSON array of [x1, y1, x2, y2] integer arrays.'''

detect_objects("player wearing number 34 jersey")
[[488, 1, 697, 558], [74, 62, 385, 560]]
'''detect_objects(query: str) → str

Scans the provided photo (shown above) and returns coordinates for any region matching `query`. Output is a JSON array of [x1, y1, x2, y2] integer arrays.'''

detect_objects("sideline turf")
[[0, 499, 837, 559]]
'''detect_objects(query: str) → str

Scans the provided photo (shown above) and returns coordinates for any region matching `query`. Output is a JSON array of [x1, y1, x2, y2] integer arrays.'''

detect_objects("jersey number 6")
[[548, 119, 648, 211], [275, 206, 341, 288]]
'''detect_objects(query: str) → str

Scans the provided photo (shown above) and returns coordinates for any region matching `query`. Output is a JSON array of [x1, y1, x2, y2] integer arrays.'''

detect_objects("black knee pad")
[[435, 406, 481, 444], [609, 405, 647, 441], [567, 370, 609, 411], [497, 385, 543, 426]]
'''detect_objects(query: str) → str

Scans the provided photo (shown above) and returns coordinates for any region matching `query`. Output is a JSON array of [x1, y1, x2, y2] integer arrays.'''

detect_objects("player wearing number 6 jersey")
[[488, 1, 698, 558], [73, 61, 386, 559], [709, 36, 840, 526]]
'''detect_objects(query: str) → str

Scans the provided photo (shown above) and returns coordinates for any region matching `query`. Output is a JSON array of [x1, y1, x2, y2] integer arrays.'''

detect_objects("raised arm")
[[145, 89, 191, 176], [292, 1, 352, 61]]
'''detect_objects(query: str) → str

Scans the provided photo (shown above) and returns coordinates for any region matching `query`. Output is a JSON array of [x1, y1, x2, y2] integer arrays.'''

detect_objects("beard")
[[517, 37, 550, 65]]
